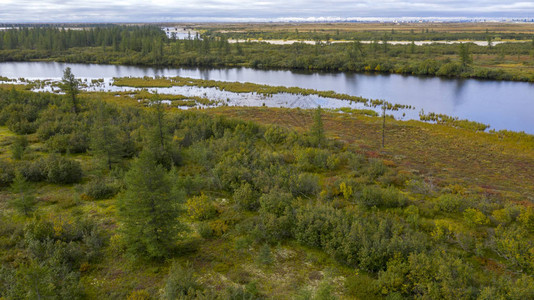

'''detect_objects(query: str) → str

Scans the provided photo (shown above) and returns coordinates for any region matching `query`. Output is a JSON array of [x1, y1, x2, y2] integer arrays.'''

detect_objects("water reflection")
[[452, 79, 467, 106], [0, 61, 533, 134]]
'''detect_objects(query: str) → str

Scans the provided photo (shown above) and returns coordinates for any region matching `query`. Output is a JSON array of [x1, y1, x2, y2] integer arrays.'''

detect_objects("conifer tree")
[[60, 67, 80, 114], [459, 43, 473, 68], [118, 150, 184, 260], [90, 102, 122, 170], [10, 172, 36, 216], [146, 95, 175, 168], [310, 106, 325, 148]]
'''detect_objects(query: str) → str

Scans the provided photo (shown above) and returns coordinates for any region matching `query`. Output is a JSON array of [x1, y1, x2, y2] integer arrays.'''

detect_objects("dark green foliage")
[[61, 67, 80, 114], [310, 106, 325, 147], [296, 147, 330, 172], [163, 261, 201, 299], [264, 125, 288, 145], [0, 83, 532, 298], [257, 189, 294, 242], [90, 101, 124, 170], [0, 159, 15, 187], [358, 186, 407, 208], [1, 26, 534, 81], [290, 172, 320, 197], [257, 244, 273, 265], [234, 182, 260, 211], [19, 159, 48, 182], [118, 150, 184, 260], [44, 154, 83, 184], [459, 43, 473, 68], [366, 158, 387, 178], [436, 194, 465, 213], [2, 104, 38, 134], [9, 172, 37, 216], [314, 281, 337, 300], [45, 132, 89, 154], [83, 178, 118, 200], [11, 135, 28, 160], [293, 205, 426, 272], [0, 217, 107, 299], [145, 98, 181, 169], [196, 222, 214, 239]]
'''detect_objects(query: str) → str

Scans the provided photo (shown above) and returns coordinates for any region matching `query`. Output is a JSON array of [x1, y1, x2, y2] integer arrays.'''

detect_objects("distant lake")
[[0, 61, 533, 134]]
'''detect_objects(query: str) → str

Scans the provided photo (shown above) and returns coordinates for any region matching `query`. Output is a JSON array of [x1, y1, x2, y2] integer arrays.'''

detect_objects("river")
[[0, 61, 532, 134]]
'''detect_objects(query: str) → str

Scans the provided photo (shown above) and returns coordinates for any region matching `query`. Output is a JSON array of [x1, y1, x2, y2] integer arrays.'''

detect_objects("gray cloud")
[[0, 0, 533, 22]]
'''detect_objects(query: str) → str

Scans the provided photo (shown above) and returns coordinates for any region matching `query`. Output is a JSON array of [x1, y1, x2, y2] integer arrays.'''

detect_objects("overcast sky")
[[1, 0, 533, 23]]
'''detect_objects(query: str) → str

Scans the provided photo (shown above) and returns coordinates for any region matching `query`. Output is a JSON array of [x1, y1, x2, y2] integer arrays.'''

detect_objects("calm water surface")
[[0, 61, 532, 133]]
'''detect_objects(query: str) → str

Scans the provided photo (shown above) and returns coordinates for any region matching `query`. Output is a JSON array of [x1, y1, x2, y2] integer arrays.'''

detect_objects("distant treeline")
[[1, 25, 534, 82], [209, 28, 534, 41], [0, 25, 166, 52]]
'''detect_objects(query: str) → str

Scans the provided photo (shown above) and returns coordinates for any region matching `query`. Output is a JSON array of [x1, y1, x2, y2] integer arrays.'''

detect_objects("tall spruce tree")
[[146, 95, 174, 168], [10, 172, 36, 216], [118, 150, 184, 260], [459, 43, 473, 68], [310, 106, 325, 148], [90, 102, 123, 170], [60, 67, 80, 114]]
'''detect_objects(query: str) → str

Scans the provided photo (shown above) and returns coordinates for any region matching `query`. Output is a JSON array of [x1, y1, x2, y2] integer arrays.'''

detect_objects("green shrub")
[[492, 205, 520, 225], [359, 186, 407, 208], [264, 125, 287, 145], [314, 281, 337, 300], [186, 194, 217, 221], [0, 159, 15, 187], [257, 189, 295, 242], [518, 207, 534, 233], [463, 208, 490, 227], [290, 173, 320, 197], [345, 274, 379, 299], [19, 159, 47, 182], [44, 155, 83, 184], [46, 133, 89, 154], [83, 178, 118, 200], [367, 159, 387, 178], [436, 194, 465, 213], [347, 152, 366, 171], [257, 244, 273, 265], [326, 152, 349, 170], [233, 182, 259, 211], [163, 262, 201, 300], [9, 172, 37, 216], [296, 147, 329, 171], [11, 135, 28, 160], [196, 222, 214, 239], [259, 189, 293, 217]]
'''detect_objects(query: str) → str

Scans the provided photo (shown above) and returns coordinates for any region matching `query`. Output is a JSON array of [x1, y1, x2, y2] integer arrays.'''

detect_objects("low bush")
[[0, 159, 15, 187], [83, 178, 118, 200], [233, 182, 259, 211], [44, 155, 83, 184], [358, 186, 407, 208], [186, 194, 217, 221], [163, 262, 201, 300], [19, 159, 47, 182], [290, 172, 320, 197], [436, 194, 465, 213], [366, 159, 387, 178]]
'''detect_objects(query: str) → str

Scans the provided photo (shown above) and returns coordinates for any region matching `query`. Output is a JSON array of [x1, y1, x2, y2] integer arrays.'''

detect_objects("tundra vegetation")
[[1, 24, 534, 81], [0, 66, 533, 299]]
